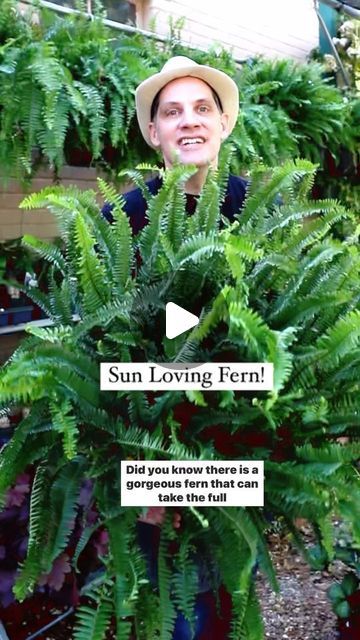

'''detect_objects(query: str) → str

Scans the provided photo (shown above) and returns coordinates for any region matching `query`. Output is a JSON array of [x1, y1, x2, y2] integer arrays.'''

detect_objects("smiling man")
[[103, 57, 243, 638], [148, 75, 227, 192], [103, 56, 247, 233]]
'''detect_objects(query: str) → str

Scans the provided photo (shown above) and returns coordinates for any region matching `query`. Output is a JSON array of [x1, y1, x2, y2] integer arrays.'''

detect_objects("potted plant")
[[0, 239, 41, 326], [0, 157, 359, 638], [328, 573, 360, 639]]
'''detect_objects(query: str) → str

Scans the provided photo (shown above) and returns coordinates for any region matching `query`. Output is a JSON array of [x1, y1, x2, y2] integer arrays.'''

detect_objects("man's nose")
[[179, 107, 200, 128]]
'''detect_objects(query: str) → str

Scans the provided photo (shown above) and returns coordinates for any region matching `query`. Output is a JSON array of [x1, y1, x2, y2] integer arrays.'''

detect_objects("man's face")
[[148, 76, 229, 170]]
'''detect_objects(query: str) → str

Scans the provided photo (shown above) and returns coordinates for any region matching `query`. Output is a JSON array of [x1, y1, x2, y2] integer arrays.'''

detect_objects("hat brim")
[[135, 63, 239, 149]]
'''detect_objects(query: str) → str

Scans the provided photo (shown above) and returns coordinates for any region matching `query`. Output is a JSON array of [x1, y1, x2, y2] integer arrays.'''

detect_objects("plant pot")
[[11, 306, 33, 325], [0, 309, 10, 327], [0, 425, 14, 447]]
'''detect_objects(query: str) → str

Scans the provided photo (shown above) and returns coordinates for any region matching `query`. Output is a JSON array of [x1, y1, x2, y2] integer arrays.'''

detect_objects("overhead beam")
[[21, 1, 247, 64], [319, 0, 360, 19]]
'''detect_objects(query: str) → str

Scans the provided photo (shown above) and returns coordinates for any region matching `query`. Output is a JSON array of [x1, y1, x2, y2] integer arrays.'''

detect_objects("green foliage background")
[[0, 0, 358, 185]]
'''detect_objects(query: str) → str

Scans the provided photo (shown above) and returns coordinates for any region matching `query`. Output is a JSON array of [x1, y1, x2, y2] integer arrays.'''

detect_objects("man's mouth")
[[178, 137, 205, 147]]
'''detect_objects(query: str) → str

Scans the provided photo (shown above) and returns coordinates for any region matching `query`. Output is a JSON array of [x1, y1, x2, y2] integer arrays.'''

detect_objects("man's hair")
[[150, 80, 223, 121]]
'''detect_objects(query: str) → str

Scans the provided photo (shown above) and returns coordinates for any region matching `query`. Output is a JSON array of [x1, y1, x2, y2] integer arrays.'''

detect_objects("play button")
[[166, 302, 199, 339]]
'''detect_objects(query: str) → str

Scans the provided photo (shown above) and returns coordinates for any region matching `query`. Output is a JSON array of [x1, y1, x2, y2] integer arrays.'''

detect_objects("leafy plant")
[[0, 0, 155, 179], [0, 0, 32, 44], [0, 3, 235, 180], [0, 238, 52, 307], [309, 19, 360, 217], [0, 0, 358, 185], [0, 155, 360, 638], [328, 573, 359, 619], [232, 56, 357, 172]]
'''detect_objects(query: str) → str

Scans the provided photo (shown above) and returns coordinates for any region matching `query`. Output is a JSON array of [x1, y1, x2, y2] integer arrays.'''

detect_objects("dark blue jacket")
[[102, 174, 248, 234]]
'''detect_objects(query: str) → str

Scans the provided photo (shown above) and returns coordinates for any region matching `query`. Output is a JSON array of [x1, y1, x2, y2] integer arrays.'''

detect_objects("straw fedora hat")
[[135, 56, 239, 148]]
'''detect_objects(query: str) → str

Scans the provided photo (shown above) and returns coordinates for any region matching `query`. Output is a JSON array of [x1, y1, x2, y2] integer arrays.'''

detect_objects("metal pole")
[[25, 607, 75, 640], [319, 0, 360, 19], [314, 0, 351, 87], [24, 570, 106, 640], [0, 621, 10, 640], [21, 0, 168, 43]]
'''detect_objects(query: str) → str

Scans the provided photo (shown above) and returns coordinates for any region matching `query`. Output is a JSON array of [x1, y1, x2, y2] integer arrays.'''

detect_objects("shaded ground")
[[256, 530, 347, 640], [2, 531, 348, 640]]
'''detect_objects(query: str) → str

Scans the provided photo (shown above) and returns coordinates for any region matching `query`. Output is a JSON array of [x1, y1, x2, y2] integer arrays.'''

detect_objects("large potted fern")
[[0, 157, 359, 639]]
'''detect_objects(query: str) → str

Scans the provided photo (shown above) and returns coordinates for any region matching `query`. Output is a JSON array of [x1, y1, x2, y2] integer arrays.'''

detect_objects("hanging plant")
[[0, 0, 358, 183], [0, 156, 359, 638]]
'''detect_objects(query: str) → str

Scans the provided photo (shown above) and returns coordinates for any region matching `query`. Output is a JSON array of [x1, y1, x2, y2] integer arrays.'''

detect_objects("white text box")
[[121, 460, 264, 507], [101, 362, 273, 391]]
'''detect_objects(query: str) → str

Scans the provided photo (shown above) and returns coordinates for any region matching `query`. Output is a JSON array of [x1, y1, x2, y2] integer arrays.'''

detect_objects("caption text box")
[[121, 460, 264, 507], [101, 362, 273, 391]]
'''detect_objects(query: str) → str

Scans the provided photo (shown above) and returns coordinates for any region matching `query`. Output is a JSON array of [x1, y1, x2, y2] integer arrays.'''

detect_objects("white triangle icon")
[[166, 302, 199, 339]]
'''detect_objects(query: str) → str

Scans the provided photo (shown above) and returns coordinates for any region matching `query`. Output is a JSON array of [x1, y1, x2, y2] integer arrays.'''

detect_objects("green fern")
[[1, 160, 360, 637], [50, 399, 79, 459], [42, 457, 87, 571], [14, 465, 50, 600], [171, 538, 198, 632], [158, 516, 177, 640], [74, 583, 114, 640]]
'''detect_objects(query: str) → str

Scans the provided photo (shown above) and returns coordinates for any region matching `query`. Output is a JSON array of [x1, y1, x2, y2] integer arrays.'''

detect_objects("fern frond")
[[14, 464, 50, 601], [239, 159, 317, 226], [112, 207, 133, 292], [316, 310, 360, 370], [74, 583, 114, 640], [50, 399, 79, 459], [176, 232, 224, 267], [0, 403, 49, 503], [47, 268, 74, 324], [74, 212, 110, 312], [163, 181, 186, 253], [172, 538, 197, 633], [188, 178, 220, 235], [74, 82, 106, 157], [97, 177, 126, 212], [228, 303, 273, 359], [249, 508, 279, 592], [42, 456, 87, 571], [22, 235, 66, 274], [158, 516, 177, 640], [242, 580, 264, 640], [317, 515, 335, 562], [108, 92, 125, 147], [296, 442, 360, 464]]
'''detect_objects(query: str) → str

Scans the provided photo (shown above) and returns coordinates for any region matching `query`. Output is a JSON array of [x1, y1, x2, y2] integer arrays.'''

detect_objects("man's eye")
[[167, 109, 179, 116], [198, 105, 209, 113]]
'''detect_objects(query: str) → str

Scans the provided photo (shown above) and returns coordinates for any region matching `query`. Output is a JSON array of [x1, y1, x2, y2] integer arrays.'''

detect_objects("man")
[[104, 57, 243, 638], [102, 55, 247, 232]]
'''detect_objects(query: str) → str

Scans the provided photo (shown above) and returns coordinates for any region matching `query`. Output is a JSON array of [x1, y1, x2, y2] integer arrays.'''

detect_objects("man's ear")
[[220, 113, 230, 140], [149, 122, 161, 148]]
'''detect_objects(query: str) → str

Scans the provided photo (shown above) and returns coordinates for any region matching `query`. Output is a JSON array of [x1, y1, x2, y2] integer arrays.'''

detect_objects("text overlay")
[[101, 362, 273, 391], [121, 461, 264, 507]]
